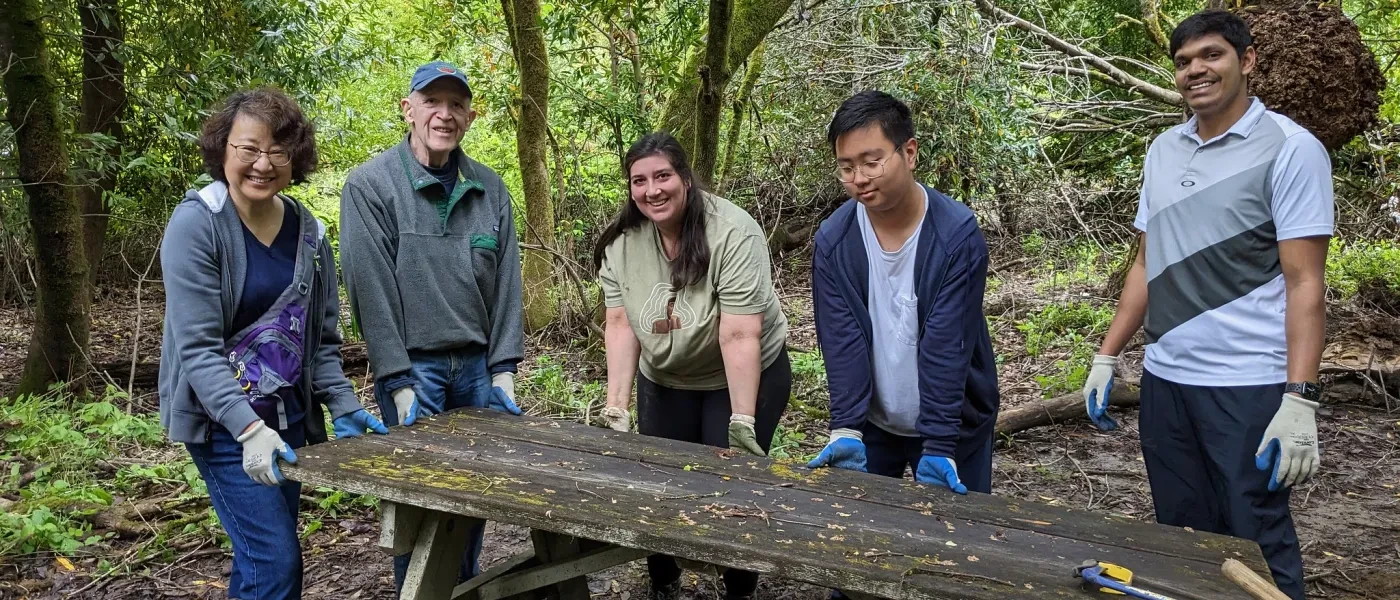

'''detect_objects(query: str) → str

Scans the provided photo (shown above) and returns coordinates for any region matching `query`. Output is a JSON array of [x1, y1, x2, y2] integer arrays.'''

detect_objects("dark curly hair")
[[199, 87, 317, 184]]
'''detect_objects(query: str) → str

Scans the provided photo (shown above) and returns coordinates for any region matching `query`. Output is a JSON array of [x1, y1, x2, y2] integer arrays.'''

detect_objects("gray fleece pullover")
[[158, 182, 365, 444], [339, 137, 524, 385]]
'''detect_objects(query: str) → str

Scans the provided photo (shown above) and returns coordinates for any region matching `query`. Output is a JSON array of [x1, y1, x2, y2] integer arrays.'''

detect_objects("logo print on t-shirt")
[[641, 283, 696, 334]]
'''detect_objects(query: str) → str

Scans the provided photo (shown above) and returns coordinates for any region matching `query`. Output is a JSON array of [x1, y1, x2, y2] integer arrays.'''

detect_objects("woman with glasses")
[[592, 132, 791, 600], [158, 87, 386, 600]]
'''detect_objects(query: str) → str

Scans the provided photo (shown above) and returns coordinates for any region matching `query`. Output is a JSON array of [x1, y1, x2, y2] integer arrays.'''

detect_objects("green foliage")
[[0, 387, 168, 555], [766, 424, 805, 460], [1325, 238, 1400, 300], [520, 354, 605, 418], [1017, 302, 1114, 357], [1016, 302, 1113, 397]]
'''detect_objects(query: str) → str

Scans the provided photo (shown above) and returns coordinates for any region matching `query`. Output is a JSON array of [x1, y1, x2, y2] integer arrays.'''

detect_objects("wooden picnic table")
[[283, 408, 1272, 600]]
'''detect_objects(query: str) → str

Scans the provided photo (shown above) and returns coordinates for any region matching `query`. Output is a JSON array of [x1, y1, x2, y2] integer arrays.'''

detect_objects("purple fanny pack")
[[228, 302, 308, 427], [226, 203, 320, 429]]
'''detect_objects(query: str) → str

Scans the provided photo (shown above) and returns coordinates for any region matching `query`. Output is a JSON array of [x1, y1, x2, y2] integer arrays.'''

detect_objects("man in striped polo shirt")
[[1080, 11, 1331, 599]]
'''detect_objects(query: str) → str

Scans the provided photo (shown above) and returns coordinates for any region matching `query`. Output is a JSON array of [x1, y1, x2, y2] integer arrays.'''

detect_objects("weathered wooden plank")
[[415, 409, 1267, 571], [402, 511, 479, 600], [530, 530, 590, 600], [451, 549, 539, 600], [473, 544, 650, 600], [284, 426, 1255, 600], [381, 501, 427, 555]]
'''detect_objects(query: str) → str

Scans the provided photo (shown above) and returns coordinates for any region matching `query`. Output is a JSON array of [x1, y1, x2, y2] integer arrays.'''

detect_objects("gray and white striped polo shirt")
[[1134, 98, 1333, 386]]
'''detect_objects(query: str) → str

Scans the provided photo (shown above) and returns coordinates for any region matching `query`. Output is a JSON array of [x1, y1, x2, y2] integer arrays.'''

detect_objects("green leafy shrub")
[[1326, 239, 1400, 309], [1017, 302, 1114, 357]]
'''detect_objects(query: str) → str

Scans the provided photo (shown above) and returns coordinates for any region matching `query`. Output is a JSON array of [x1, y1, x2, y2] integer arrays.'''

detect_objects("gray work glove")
[[600, 406, 630, 432], [237, 420, 298, 486], [392, 385, 425, 426]]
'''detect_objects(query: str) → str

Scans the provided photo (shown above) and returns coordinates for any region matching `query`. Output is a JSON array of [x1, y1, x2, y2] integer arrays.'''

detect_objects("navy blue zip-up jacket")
[[812, 184, 1000, 457]]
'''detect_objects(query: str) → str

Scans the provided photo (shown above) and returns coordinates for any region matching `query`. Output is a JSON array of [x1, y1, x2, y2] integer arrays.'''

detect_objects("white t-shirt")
[[858, 188, 929, 437]]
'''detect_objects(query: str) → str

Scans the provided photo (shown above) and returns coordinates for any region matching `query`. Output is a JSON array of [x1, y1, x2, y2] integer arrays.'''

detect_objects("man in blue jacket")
[[806, 91, 1000, 495]]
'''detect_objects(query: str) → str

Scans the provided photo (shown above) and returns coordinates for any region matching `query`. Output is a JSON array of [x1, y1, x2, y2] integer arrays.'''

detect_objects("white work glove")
[[600, 406, 630, 432], [1082, 354, 1119, 431], [1254, 393, 1320, 491], [237, 420, 297, 486], [392, 385, 423, 426], [489, 372, 523, 415]]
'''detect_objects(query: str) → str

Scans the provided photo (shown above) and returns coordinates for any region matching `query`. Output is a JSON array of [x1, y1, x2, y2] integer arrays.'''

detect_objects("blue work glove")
[[332, 408, 389, 439], [915, 455, 967, 495], [1081, 354, 1119, 431], [806, 428, 867, 471], [237, 420, 298, 486], [391, 386, 427, 426], [489, 372, 524, 415]]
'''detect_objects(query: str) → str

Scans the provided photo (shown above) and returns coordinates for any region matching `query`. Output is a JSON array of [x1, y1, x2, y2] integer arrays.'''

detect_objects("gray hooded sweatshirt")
[[158, 182, 364, 444]]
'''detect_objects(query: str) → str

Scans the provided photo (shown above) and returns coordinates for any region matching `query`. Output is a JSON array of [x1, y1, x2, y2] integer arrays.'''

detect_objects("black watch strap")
[[1285, 381, 1321, 402]]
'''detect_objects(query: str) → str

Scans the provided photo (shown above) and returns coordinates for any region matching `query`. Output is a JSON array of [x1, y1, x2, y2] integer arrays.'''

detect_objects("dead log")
[[996, 383, 1140, 436]]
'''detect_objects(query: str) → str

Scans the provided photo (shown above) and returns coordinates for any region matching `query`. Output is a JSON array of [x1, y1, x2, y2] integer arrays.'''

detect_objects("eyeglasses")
[[835, 153, 897, 183], [228, 144, 291, 167]]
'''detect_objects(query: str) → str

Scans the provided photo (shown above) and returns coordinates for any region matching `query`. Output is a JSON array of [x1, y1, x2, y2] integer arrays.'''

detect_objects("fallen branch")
[[996, 381, 1140, 436], [973, 0, 1182, 106]]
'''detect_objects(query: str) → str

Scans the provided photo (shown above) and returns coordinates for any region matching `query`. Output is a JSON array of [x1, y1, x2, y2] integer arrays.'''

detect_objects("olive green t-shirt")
[[599, 193, 788, 390]]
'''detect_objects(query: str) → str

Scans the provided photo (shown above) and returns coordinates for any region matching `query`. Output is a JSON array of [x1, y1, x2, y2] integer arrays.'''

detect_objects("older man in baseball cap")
[[339, 60, 525, 596]]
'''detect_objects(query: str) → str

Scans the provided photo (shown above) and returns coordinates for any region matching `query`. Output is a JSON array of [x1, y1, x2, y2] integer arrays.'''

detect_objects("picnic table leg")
[[529, 530, 592, 600], [380, 501, 427, 555], [400, 509, 480, 600]]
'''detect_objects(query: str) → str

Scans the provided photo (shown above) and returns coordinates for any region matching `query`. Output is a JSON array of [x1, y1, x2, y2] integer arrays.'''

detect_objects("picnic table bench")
[[283, 408, 1272, 600]]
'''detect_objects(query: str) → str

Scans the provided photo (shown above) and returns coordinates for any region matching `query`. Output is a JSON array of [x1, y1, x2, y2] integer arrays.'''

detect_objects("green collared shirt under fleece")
[[339, 136, 525, 385]]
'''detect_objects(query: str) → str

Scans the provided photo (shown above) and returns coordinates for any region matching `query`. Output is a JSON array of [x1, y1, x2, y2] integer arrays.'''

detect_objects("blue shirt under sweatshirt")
[[233, 200, 304, 427], [424, 154, 459, 197]]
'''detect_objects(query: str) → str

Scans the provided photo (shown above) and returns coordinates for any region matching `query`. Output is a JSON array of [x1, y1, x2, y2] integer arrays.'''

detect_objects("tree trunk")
[[1, 0, 94, 394], [692, 0, 732, 185], [656, 0, 795, 156], [719, 41, 764, 190], [503, 0, 558, 332], [78, 0, 126, 288], [995, 384, 1139, 436]]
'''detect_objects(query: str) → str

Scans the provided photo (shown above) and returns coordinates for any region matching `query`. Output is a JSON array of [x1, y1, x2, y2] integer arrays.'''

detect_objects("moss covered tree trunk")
[[719, 41, 764, 189], [656, 0, 794, 157], [503, 0, 558, 332], [78, 0, 126, 288], [1, 0, 94, 394], [692, 0, 732, 185]]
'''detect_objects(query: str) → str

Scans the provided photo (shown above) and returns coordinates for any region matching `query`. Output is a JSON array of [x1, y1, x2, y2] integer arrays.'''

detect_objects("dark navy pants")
[[187, 424, 307, 600], [861, 419, 994, 494], [374, 347, 492, 597], [1140, 370, 1305, 600]]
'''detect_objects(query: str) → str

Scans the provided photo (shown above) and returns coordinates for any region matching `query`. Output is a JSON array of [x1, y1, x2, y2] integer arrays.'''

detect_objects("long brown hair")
[[592, 132, 711, 291]]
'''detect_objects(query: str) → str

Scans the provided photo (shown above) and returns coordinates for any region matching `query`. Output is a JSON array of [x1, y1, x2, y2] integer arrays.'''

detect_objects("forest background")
[[1, 0, 1399, 598]]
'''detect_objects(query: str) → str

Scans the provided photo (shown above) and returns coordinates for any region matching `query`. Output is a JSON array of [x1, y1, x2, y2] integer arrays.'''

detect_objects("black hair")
[[1169, 10, 1253, 60], [825, 90, 915, 152], [592, 132, 711, 291]]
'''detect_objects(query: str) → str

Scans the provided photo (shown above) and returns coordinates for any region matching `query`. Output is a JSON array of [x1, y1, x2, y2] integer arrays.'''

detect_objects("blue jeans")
[[187, 424, 307, 600], [374, 347, 491, 596]]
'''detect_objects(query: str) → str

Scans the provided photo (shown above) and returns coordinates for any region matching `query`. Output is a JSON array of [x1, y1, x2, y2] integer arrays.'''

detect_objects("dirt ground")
[[1, 265, 1398, 600]]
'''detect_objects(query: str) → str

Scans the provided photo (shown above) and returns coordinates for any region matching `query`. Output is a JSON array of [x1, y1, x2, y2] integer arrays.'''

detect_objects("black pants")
[[1140, 370, 1304, 600], [636, 347, 792, 597], [861, 420, 995, 494]]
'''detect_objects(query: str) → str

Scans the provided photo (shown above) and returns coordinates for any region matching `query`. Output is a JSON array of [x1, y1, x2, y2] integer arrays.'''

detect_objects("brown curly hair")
[[199, 87, 317, 184]]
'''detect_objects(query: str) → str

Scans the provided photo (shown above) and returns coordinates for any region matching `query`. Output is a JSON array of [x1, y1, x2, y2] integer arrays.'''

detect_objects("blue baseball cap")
[[408, 61, 471, 96]]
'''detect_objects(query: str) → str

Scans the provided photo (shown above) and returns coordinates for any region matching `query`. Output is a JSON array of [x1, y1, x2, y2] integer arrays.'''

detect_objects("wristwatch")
[[1285, 381, 1322, 402]]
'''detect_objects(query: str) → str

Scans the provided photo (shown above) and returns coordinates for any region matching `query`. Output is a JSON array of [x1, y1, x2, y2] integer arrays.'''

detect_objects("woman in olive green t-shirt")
[[591, 132, 790, 600]]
